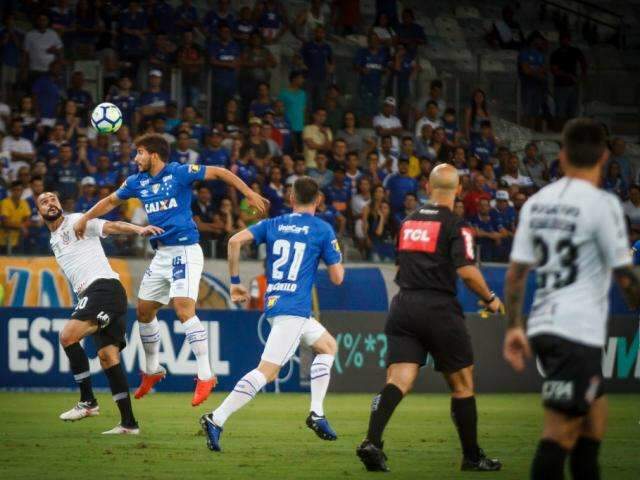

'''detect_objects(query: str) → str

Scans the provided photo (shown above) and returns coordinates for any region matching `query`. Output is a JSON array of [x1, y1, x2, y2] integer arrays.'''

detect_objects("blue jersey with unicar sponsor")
[[249, 213, 342, 318], [115, 162, 205, 248]]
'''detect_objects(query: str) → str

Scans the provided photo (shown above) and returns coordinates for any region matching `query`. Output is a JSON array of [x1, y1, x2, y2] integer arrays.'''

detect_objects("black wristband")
[[484, 292, 496, 304]]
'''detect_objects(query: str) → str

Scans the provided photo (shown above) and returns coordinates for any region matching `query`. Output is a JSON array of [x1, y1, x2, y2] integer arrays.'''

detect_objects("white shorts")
[[261, 316, 327, 366], [138, 244, 204, 305]]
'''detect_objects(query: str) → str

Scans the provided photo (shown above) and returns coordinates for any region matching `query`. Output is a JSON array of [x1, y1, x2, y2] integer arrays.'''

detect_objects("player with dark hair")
[[37, 191, 163, 433], [200, 177, 345, 451], [504, 118, 640, 480], [73, 133, 269, 406], [357, 163, 503, 472]]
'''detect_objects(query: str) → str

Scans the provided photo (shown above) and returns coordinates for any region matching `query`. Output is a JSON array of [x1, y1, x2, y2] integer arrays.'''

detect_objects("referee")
[[357, 164, 503, 472]]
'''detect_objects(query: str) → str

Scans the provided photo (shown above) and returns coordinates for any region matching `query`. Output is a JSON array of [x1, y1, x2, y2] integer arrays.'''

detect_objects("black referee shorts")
[[71, 279, 128, 351], [530, 334, 604, 417], [385, 290, 473, 373]]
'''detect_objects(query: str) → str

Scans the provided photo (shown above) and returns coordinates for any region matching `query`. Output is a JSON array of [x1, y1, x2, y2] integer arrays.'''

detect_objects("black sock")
[[531, 439, 568, 480], [570, 437, 600, 480], [104, 363, 137, 428], [451, 396, 479, 460], [63, 343, 95, 403], [366, 383, 404, 448]]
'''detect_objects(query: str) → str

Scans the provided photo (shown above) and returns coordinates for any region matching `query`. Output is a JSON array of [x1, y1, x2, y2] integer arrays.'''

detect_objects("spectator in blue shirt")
[[323, 166, 351, 215], [233, 6, 255, 44], [209, 22, 241, 121], [396, 8, 426, 53], [518, 31, 548, 130], [469, 121, 496, 165], [203, 0, 236, 39], [75, 176, 98, 212], [38, 123, 66, 163], [390, 44, 417, 119], [394, 192, 418, 224], [200, 129, 231, 205], [50, 143, 81, 199], [278, 71, 307, 152], [66, 71, 93, 117], [148, 0, 175, 35], [442, 107, 460, 146], [272, 100, 293, 154], [119, 2, 149, 71], [249, 82, 275, 118], [316, 191, 345, 236], [301, 25, 334, 111], [175, 0, 199, 33], [354, 32, 390, 122], [470, 198, 507, 262], [256, 0, 288, 44], [383, 157, 418, 213], [138, 69, 170, 120], [0, 13, 23, 95], [32, 60, 63, 124], [108, 75, 138, 129], [263, 166, 286, 217], [93, 154, 119, 188]]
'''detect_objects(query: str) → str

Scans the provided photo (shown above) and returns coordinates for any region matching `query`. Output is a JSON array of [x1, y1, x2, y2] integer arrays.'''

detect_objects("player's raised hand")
[[230, 284, 250, 304], [73, 215, 89, 239], [503, 327, 531, 373], [138, 225, 165, 237], [246, 191, 270, 215]]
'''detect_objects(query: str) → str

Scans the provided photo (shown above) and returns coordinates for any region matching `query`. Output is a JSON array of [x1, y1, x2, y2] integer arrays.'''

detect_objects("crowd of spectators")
[[0, 1, 636, 263]]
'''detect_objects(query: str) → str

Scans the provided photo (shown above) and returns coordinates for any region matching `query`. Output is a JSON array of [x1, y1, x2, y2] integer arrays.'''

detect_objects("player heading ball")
[[74, 133, 269, 407]]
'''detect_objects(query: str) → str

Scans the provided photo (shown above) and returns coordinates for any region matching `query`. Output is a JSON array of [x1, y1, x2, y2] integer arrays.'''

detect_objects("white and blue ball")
[[91, 102, 123, 134]]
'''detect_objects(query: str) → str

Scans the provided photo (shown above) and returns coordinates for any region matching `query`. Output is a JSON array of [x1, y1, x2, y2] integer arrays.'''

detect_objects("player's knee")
[[136, 304, 155, 323], [325, 335, 338, 355], [314, 334, 337, 355], [387, 374, 415, 395], [59, 330, 78, 348], [173, 302, 195, 322], [97, 348, 119, 369]]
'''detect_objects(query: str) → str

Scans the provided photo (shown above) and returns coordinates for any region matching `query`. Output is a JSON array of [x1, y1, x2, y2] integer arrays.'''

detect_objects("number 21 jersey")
[[249, 213, 342, 318], [511, 177, 632, 347]]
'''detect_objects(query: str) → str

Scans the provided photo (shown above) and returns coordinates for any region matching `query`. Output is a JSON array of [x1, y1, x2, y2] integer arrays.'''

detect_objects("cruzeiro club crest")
[[152, 183, 161, 194]]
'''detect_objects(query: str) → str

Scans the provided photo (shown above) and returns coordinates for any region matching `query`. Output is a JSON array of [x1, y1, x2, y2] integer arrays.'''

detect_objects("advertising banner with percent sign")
[[319, 312, 640, 393]]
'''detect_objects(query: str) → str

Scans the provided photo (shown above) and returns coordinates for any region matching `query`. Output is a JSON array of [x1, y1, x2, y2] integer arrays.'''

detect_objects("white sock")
[[138, 317, 160, 374], [183, 316, 212, 380], [310, 354, 334, 416], [211, 369, 267, 426]]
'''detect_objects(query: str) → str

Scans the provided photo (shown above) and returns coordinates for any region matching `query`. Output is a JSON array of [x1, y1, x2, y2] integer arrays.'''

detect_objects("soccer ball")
[[91, 102, 123, 134]]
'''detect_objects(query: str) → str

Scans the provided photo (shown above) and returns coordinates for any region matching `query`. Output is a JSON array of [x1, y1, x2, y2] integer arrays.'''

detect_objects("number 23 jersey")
[[511, 177, 632, 347], [249, 212, 342, 318]]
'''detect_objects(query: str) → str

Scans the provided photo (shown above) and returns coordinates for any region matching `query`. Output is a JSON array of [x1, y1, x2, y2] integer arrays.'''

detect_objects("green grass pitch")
[[1, 392, 638, 479]]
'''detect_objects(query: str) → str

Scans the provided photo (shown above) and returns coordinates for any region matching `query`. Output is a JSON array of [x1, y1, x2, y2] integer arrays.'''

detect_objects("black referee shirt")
[[395, 204, 476, 295]]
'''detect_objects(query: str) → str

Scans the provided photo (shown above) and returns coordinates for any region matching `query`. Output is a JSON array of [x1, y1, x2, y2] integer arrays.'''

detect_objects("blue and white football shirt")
[[249, 212, 342, 318]]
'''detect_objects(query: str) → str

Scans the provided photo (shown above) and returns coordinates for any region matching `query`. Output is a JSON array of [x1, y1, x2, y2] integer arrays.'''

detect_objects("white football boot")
[[59, 401, 100, 421], [102, 424, 140, 435]]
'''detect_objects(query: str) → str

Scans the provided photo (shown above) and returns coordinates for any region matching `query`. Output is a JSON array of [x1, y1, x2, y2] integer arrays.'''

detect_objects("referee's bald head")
[[429, 163, 459, 192]]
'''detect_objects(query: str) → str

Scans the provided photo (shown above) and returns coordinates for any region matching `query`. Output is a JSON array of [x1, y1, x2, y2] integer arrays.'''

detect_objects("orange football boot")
[[134, 366, 167, 399], [192, 376, 218, 406]]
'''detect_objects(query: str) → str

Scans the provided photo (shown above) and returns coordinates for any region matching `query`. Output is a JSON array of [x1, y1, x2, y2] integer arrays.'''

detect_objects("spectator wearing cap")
[[2, 120, 35, 179], [399, 136, 420, 178], [32, 60, 64, 126], [414, 100, 441, 138], [75, 176, 98, 213], [550, 31, 587, 126], [383, 157, 418, 213], [491, 190, 516, 237], [354, 32, 390, 122], [308, 151, 333, 189], [469, 121, 496, 165], [118, 2, 150, 72], [278, 71, 307, 152], [171, 130, 200, 165], [249, 82, 275, 119], [518, 31, 547, 131], [208, 22, 242, 121], [50, 143, 81, 199], [93, 154, 119, 188], [138, 69, 170, 119], [324, 165, 351, 215], [67, 71, 93, 117], [463, 173, 492, 217], [239, 32, 277, 112], [176, 29, 205, 107], [23, 13, 63, 84], [300, 25, 334, 111], [470, 197, 507, 262], [0, 180, 30, 253], [316, 191, 346, 236], [373, 96, 403, 152], [107, 76, 138, 129], [520, 142, 548, 188], [303, 107, 333, 168], [501, 154, 534, 190], [396, 8, 426, 53]]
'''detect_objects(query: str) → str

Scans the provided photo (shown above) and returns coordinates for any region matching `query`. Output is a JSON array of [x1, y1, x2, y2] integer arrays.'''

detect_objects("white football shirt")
[[49, 213, 119, 295], [511, 177, 631, 347]]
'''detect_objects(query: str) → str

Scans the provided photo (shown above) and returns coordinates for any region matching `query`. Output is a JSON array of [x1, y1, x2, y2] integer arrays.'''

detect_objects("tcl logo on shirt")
[[399, 220, 441, 253]]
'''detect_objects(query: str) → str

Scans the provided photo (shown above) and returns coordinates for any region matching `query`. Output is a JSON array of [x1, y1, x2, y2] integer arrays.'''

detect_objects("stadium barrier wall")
[[1, 308, 638, 393]]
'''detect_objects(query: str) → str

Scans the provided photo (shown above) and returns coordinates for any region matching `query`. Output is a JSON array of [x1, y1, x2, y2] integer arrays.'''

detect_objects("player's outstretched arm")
[[502, 261, 533, 372], [613, 266, 640, 310], [74, 193, 123, 239], [102, 221, 164, 237], [227, 228, 255, 303], [204, 166, 270, 214]]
